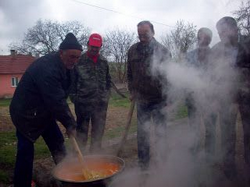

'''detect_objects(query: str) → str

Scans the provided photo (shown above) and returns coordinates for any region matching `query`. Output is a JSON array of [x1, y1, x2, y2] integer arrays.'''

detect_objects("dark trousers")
[[186, 93, 196, 124], [203, 102, 237, 178], [186, 96, 201, 155], [75, 100, 108, 152], [14, 121, 66, 187], [239, 96, 250, 167], [204, 113, 217, 159], [137, 101, 167, 169]]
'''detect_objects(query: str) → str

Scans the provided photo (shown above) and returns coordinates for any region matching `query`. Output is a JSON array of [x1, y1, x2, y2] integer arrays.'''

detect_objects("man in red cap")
[[70, 33, 112, 153]]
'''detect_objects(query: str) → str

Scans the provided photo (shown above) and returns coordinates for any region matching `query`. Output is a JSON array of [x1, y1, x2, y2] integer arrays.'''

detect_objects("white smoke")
[[151, 48, 240, 186], [111, 45, 241, 186]]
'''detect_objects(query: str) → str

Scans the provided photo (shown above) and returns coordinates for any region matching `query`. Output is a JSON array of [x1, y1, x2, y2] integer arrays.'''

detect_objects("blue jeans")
[[14, 121, 66, 187], [137, 101, 167, 169]]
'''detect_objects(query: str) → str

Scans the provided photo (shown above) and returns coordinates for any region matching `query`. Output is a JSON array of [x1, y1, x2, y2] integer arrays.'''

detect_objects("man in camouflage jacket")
[[70, 33, 112, 152], [127, 21, 171, 169]]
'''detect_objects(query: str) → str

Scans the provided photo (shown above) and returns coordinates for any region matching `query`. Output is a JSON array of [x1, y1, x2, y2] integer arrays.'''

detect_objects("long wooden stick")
[[70, 136, 91, 178], [117, 100, 135, 156], [111, 81, 127, 98], [71, 136, 85, 164]]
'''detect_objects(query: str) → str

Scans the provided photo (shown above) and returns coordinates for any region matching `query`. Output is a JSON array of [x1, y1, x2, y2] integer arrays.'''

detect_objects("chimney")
[[10, 49, 16, 56]]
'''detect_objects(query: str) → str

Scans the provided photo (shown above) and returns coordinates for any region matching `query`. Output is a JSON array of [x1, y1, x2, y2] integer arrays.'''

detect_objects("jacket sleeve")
[[127, 48, 133, 93], [106, 62, 112, 90], [236, 45, 250, 69], [162, 47, 172, 62], [36, 67, 76, 130], [69, 67, 78, 103]]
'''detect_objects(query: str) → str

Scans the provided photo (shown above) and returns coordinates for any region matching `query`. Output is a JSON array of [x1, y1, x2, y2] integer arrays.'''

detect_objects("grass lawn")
[[0, 132, 52, 184], [0, 98, 11, 107]]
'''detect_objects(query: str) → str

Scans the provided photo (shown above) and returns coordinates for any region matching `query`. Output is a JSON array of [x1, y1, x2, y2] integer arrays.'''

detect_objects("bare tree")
[[103, 28, 136, 83], [233, 0, 250, 36], [161, 20, 197, 61], [9, 19, 91, 56]]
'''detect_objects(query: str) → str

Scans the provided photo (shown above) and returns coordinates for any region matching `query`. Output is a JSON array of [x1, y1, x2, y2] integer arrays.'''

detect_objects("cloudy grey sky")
[[0, 0, 241, 55]]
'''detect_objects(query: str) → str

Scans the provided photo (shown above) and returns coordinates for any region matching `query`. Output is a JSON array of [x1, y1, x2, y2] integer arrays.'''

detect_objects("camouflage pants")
[[74, 100, 109, 153]]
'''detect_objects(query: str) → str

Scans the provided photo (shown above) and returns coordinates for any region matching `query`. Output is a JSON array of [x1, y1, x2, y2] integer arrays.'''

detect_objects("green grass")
[[0, 94, 130, 107], [176, 104, 188, 119], [0, 170, 9, 183], [104, 119, 137, 140], [0, 132, 51, 164], [0, 98, 11, 107], [34, 138, 51, 159], [0, 132, 51, 184], [109, 92, 130, 108], [0, 132, 17, 167]]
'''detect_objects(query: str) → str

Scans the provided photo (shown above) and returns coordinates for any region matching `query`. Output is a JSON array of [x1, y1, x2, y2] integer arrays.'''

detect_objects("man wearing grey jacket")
[[127, 21, 171, 169]]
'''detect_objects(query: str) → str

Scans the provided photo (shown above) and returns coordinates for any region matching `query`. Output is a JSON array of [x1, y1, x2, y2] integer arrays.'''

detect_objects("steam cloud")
[[111, 50, 241, 186]]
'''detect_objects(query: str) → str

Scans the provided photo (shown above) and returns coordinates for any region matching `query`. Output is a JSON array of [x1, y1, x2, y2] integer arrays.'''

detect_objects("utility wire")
[[70, 0, 175, 28]]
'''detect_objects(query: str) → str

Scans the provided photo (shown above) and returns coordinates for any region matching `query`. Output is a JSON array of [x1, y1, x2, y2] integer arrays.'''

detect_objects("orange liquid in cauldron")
[[55, 159, 120, 182]]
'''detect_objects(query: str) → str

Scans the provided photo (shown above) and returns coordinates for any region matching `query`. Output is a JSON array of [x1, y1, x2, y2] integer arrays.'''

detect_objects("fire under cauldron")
[[52, 155, 125, 187]]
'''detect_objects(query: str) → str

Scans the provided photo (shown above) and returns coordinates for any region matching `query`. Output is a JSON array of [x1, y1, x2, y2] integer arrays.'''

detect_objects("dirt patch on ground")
[[106, 105, 132, 130], [0, 106, 13, 131]]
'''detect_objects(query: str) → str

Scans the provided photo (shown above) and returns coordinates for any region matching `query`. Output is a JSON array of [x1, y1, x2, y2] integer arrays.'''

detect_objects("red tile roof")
[[0, 54, 35, 74]]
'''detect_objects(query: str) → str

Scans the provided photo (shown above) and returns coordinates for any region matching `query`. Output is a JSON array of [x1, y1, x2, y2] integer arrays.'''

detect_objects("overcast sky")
[[0, 0, 242, 55]]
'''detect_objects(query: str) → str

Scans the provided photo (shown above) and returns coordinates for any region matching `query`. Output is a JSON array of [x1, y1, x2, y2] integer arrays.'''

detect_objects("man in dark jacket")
[[10, 33, 82, 187], [239, 34, 250, 180], [208, 16, 249, 181], [127, 21, 171, 169], [70, 33, 112, 153]]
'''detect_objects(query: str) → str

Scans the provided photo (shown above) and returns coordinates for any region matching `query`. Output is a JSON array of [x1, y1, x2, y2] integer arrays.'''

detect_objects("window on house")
[[11, 77, 19, 87]]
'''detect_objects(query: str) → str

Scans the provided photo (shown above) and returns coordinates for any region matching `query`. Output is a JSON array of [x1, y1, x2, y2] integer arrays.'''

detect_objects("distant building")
[[0, 50, 35, 98]]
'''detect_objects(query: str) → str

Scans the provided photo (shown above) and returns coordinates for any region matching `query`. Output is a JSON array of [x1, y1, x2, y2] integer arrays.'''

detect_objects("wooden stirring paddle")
[[70, 136, 93, 179]]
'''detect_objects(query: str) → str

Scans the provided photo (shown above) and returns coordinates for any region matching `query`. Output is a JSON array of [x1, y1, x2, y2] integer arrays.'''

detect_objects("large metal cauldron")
[[52, 155, 125, 187]]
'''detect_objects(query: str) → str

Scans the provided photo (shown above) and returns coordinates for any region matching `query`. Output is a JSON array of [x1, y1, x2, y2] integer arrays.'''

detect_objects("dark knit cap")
[[59, 33, 83, 51]]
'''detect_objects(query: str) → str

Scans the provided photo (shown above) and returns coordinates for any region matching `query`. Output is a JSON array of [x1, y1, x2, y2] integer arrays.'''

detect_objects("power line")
[[69, 0, 175, 28]]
